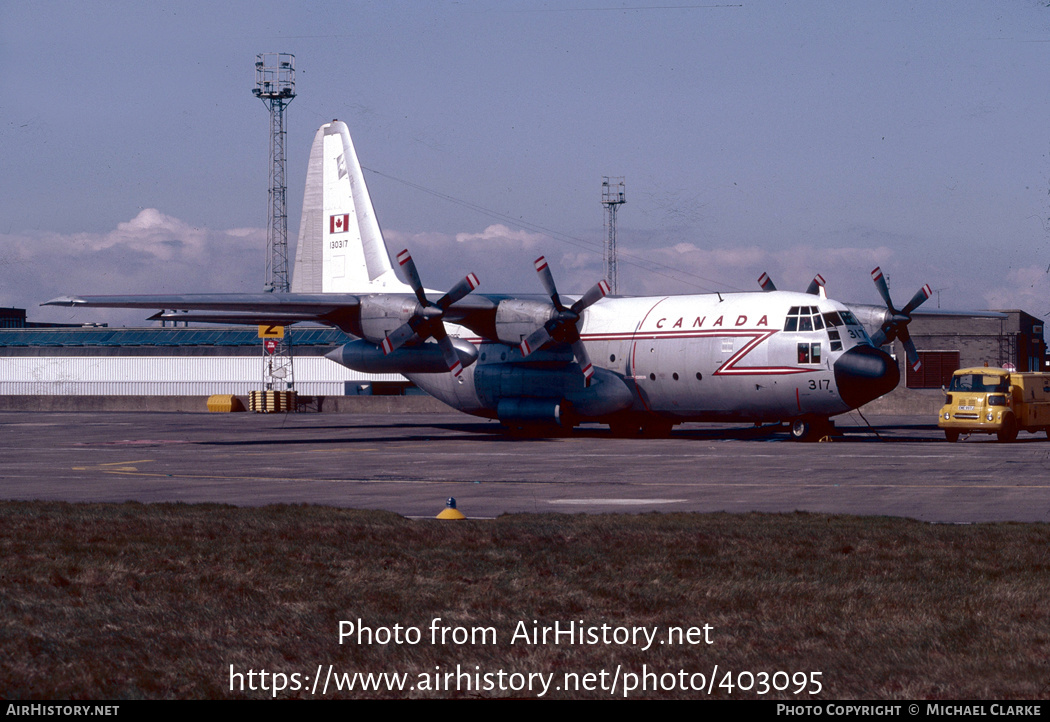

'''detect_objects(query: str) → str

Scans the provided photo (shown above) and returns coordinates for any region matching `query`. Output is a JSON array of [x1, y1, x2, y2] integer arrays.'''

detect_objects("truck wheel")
[[997, 415, 1018, 443], [944, 430, 960, 443]]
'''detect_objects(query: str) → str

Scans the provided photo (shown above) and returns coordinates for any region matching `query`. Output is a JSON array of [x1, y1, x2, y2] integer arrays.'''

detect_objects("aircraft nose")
[[833, 345, 900, 409]]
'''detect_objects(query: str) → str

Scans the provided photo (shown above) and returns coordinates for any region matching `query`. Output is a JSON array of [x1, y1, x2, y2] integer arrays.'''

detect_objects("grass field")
[[1, 501, 1047, 699]]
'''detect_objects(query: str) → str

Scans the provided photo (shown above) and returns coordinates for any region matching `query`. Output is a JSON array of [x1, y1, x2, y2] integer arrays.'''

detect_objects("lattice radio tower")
[[252, 53, 296, 396], [601, 177, 625, 294], [253, 53, 296, 293]]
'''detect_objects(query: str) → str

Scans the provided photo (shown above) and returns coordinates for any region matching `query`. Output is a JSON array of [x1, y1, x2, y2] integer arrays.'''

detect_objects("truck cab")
[[939, 368, 1050, 442]]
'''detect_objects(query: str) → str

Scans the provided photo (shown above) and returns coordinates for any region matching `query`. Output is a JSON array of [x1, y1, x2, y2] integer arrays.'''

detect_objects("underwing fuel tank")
[[476, 364, 633, 420], [326, 338, 478, 374]]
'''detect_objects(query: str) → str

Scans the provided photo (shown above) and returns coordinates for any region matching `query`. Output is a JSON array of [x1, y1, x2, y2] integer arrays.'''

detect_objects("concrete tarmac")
[[1, 410, 1048, 523]]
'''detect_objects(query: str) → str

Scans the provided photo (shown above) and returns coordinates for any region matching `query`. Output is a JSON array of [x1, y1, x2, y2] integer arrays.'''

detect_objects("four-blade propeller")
[[868, 266, 931, 372], [518, 256, 610, 385], [381, 249, 480, 377]]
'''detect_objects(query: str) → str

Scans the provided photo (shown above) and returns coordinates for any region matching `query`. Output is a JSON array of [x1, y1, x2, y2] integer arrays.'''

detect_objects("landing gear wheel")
[[997, 415, 1018, 443], [944, 429, 960, 443], [790, 418, 812, 441], [790, 417, 831, 442]]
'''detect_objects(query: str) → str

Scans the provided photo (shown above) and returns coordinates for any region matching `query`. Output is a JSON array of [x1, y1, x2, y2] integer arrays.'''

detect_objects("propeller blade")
[[396, 249, 428, 306], [437, 272, 480, 310], [382, 320, 420, 355], [871, 267, 896, 312], [901, 284, 932, 316], [534, 256, 564, 310], [432, 325, 464, 377], [899, 327, 922, 372], [758, 272, 777, 292], [519, 325, 553, 357], [572, 339, 595, 386], [569, 279, 611, 315], [805, 274, 826, 296]]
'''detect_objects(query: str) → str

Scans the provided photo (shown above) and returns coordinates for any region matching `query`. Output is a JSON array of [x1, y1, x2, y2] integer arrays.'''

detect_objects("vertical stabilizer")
[[291, 121, 409, 293]]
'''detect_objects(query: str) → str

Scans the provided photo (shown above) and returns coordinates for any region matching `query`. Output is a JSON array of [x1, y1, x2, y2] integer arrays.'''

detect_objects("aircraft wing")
[[44, 293, 360, 313], [42, 291, 505, 339], [43, 293, 365, 331]]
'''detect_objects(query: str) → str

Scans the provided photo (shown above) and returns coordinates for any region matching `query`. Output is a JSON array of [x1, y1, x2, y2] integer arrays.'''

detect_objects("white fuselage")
[[410, 290, 878, 424]]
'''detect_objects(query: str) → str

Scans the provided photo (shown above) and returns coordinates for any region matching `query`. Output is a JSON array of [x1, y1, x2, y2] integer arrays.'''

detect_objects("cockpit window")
[[783, 306, 826, 333], [822, 311, 843, 327]]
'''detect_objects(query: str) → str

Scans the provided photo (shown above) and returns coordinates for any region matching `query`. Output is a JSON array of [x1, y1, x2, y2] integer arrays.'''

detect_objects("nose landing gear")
[[790, 416, 833, 442]]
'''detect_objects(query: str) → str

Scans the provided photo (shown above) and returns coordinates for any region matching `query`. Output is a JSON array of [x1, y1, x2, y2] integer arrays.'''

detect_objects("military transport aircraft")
[[45, 120, 930, 440]]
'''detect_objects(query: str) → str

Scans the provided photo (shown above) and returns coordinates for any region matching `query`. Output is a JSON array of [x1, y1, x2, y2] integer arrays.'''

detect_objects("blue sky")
[[4, 1, 1050, 325]]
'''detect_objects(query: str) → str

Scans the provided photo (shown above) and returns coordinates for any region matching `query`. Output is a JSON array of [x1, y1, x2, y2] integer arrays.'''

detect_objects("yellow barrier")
[[207, 395, 245, 413], [248, 390, 297, 413]]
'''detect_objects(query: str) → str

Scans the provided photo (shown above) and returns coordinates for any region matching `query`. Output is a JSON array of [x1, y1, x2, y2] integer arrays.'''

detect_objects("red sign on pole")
[[264, 339, 279, 354]]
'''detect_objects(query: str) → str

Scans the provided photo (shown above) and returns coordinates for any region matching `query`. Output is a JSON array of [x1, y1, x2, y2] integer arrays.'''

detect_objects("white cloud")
[[454, 224, 548, 248], [983, 266, 1050, 315], [2, 209, 264, 326]]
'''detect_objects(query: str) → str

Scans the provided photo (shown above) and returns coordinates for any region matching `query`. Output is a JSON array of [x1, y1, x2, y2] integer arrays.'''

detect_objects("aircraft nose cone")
[[834, 345, 900, 409]]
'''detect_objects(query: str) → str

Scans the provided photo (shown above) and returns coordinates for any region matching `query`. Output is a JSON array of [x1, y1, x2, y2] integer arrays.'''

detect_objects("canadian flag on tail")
[[330, 214, 350, 234]]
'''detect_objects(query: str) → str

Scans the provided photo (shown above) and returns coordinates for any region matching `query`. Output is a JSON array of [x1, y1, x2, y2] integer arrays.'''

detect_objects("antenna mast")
[[601, 176, 625, 294]]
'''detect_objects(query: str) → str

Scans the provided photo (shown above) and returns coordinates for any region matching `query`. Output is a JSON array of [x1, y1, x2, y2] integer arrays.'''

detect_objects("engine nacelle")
[[326, 338, 478, 374], [494, 299, 555, 345], [357, 295, 422, 342], [844, 303, 891, 340]]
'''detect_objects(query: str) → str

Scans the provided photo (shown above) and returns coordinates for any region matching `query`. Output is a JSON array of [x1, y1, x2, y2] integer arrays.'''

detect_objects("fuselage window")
[[828, 328, 843, 352], [798, 342, 821, 364]]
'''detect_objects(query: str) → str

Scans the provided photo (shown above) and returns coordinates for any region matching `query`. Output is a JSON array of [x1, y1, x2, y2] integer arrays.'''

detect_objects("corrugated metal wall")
[[0, 356, 403, 395]]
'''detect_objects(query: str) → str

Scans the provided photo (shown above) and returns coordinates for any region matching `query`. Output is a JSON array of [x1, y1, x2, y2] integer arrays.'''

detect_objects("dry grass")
[[1, 502, 1048, 699]]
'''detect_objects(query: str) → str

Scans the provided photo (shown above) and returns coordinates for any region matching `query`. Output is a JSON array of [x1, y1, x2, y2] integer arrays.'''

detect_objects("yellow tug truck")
[[939, 367, 1050, 442]]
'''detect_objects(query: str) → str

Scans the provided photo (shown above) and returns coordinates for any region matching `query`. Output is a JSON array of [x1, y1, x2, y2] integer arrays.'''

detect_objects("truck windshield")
[[949, 374, 1009, 393]]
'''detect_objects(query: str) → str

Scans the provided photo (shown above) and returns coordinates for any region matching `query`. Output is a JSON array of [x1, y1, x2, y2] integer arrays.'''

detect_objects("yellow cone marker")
[[436, 497, 466, 520]]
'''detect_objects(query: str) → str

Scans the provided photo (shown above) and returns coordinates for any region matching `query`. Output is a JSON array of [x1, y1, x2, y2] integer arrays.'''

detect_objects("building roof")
[[0, 326, 351, 348]]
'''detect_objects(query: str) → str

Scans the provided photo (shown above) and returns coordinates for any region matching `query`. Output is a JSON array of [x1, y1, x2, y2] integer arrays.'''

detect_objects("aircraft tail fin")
[[291, 120, 409, 294]]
